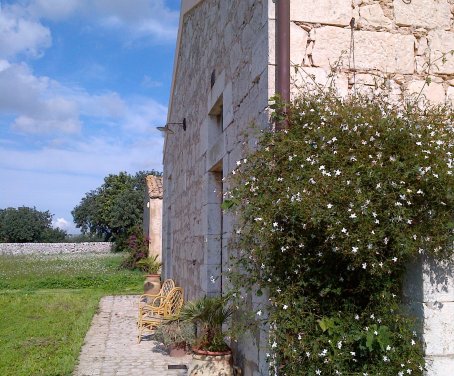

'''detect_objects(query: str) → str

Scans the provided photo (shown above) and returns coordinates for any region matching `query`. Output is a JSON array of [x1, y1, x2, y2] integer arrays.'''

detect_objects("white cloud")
[[0, 4, 51, 58], [0, 60, 167, 135], [28, 0, 79, 21], [26, 0, 178, 42], [53, 217, 70, 230]]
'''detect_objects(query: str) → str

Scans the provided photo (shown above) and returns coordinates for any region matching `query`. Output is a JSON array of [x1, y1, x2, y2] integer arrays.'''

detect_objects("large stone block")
[[291, 66, 349, 97], [425, 355, 454, 376], [290, 0, 352, 26], [447, 86, 454, 107], [358, 4, 392, 28], [311, 27, 415, 74], [290, 22, 308, 66], [394, 0, 451, 29], [406, 80, 446, 105], [428, 30, 454, 75]]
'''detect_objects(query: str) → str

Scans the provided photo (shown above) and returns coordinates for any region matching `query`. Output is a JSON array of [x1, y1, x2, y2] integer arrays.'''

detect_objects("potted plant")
[[153, 320, 195, 357], [178, 295, 234, 376], [136, 254, 162, 295]]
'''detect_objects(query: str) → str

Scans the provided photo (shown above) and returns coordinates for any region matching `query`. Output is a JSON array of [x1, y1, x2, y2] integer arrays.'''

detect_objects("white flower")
[[316, 370, 321, 375], [355, 314, 359, 320], [352, 247, 358, 254], [327, 203, 333, 209], [411, 339, 415, 346], [392, 257, 398, 262], [350, 213, 357, 219], [283, 304, 288, 310], [210, 275, 216, 284], [337, 341, 342, 349], [383, 355, 389, 362], [298, 334, 302, 340], [341, 228, 348, 234], [271, 341, 277, 348], [273, 222, 278, 228], [256, 310, 262, 316], [350, 351, 356, 356], [362, 263, 367, 269]]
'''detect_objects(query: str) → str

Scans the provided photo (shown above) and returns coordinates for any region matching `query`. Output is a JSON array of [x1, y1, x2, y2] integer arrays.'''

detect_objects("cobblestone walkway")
[[74, 295, 191, 376]]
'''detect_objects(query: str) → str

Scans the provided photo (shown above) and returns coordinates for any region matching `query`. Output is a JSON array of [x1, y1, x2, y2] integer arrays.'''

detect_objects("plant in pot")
[[153, 320, 195, 357], [178, 295, 234, 376], [136, 254, 162, 295]]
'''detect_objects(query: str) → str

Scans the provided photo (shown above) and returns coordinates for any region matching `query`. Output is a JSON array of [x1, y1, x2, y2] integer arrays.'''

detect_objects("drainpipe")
[[275, 0, 290, 130]]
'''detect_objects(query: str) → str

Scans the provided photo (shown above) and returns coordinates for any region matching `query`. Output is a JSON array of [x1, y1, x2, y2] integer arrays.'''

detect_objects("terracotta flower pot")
[[188, 348, 233, 376], [143, 274, 161, 295]]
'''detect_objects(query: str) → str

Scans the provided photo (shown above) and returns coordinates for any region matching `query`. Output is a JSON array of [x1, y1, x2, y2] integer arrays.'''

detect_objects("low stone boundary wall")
[[0, 242, 112, 256]]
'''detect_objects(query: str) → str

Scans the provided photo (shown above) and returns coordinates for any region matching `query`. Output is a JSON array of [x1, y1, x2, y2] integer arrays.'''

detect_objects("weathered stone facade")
[[0, 242, 112, 255], [164, 0, 454, 375]]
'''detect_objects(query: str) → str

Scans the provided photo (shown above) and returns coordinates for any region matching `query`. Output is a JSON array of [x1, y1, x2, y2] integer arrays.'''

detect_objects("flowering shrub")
[[120, 226, 150, 270], [226, 92, 453, 375]]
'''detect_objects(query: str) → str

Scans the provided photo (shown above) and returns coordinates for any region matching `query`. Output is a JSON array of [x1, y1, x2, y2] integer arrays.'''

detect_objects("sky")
[[0, 0, 180, 233]]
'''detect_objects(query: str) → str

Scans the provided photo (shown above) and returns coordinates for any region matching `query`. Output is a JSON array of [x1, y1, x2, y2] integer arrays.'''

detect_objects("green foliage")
[[72, 170, 161, 241], [226, 92, 453, 375], [153, 320, 195, 351], [119, 226, 151, 271], [0, 206, 67, 243], [136, 254, 161, 274], [178, 295, 233, 352], [0, 252, 143, 375]]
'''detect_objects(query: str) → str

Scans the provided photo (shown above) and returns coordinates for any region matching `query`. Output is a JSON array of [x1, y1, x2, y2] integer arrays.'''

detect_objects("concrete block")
[[428, 30, 454, 75], [358, 4, 392, 28], [394, 0, 451, 29], [251, 33, 269, 83], [425, 355, 454, 376], [311, 27, 415, 74], [290, 22, 308, 66], [208, 70, 225, 112], [290, 0, 352, 26]]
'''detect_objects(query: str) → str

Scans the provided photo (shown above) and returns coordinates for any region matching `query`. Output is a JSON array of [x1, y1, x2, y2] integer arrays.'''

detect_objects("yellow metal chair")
[[137, 287, 184, 343]]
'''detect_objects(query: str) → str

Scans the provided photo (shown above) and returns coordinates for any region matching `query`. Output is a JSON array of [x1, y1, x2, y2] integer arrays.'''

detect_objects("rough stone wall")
[[165, 0, 453, 375], [163, 0, 269, 374], [268, 0, 454, 105], [0, 242, 112, 255], [278, 2, 454, 374]]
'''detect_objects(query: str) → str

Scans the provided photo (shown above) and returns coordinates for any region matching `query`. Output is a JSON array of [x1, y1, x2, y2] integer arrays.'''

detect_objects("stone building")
[[162, 0, 454, 374], [143, 175, 163, 260]]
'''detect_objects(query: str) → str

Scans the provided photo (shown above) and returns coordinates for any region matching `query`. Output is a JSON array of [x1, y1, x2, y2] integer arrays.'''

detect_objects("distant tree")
[[72, 170, 161, 243], [0, 206, 67, 243]]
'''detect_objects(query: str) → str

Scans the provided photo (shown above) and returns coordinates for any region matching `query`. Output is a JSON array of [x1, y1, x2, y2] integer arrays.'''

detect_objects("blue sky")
[[0, 0, 180, 233]]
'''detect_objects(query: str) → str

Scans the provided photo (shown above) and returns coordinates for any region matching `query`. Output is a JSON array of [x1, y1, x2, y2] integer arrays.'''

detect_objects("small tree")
[[72, 170, 161, 244], [0, 206, 67, 243]]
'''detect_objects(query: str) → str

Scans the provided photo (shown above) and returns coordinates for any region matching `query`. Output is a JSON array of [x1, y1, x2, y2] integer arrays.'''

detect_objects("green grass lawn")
[[0, 252, 143, 376]]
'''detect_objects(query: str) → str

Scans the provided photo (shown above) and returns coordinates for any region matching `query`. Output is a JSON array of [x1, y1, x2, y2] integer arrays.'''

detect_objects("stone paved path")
[[73, 295, 191, 376]]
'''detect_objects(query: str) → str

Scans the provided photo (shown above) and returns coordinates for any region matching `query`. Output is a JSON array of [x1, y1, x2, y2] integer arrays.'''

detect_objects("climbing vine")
[[226, 91, 453, 375]]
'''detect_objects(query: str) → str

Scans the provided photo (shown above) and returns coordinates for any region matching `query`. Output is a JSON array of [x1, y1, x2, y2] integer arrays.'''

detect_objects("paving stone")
[[73, 295, 192, 376]]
